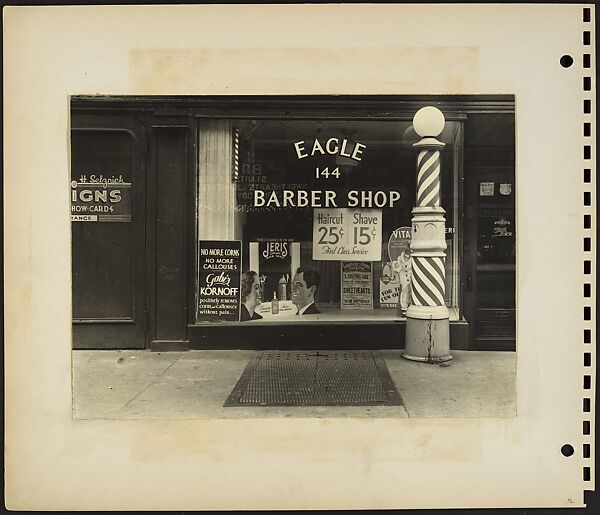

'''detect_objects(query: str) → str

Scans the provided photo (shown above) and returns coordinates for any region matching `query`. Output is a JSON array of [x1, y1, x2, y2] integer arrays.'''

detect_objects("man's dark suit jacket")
[[300, 302, 320, 315]]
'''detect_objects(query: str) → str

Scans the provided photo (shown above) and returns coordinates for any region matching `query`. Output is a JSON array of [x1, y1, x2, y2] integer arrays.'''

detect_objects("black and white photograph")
[[70, 95, 517, 419], [4, 3, 595, 511]]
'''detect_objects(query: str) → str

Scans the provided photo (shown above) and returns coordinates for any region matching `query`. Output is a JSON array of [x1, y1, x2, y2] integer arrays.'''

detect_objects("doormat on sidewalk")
[[224, 351, 403, 406]]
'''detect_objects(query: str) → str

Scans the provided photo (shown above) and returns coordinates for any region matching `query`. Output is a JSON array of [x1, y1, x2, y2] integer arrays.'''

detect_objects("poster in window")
[[257, 239, 292, 304], [197, 240, 242, 322], [312, 207, 382, 261], [340, 261, 373, 309], [380, 226, 412, 307]]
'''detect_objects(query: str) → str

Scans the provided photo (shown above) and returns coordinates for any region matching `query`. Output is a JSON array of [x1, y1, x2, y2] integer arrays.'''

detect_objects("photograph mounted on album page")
[[3, 3, 596, 511]]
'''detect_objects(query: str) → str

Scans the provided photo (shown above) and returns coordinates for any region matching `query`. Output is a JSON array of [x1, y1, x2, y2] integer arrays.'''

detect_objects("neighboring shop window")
[[196, 119, 461, 323], [476, 178, 516, 310]]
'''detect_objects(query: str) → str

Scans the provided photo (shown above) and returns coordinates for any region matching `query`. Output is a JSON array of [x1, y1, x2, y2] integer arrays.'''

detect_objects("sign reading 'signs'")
[[70, 174, 132, 222], [197, 240, 242, 322]]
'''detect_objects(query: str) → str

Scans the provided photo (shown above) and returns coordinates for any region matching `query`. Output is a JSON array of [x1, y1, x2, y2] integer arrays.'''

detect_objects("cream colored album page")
[[4, 4, 596, 510]]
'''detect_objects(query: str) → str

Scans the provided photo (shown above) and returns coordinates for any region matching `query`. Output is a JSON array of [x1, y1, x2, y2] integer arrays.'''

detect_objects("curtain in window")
[[197, 120, 240, 240]]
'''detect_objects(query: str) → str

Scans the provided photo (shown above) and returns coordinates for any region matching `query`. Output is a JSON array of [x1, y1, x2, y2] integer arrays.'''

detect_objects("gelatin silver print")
[[71, 95, 516, 419]]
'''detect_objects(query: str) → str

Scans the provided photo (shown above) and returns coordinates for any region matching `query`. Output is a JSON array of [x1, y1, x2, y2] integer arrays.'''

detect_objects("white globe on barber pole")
[[413, 106, 445, 137]]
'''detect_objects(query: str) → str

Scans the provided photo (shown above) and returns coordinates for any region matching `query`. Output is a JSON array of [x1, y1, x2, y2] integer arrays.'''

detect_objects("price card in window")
[[312, 208, 382, 261]]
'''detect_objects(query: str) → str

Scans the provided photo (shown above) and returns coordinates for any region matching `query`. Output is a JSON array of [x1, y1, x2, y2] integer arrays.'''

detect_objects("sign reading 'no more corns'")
[[197, 240, 242, 322]]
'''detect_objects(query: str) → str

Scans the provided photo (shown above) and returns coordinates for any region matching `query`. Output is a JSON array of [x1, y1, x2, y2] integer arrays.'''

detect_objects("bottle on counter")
[[277, 275, 287, 301], [285, 273, 291, 300], [271, 291, 279, 315]]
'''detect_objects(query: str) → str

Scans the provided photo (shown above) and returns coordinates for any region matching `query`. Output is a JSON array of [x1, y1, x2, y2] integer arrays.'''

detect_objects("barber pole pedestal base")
[[403, 305, 452, 363], [402, 206, 452, 363]]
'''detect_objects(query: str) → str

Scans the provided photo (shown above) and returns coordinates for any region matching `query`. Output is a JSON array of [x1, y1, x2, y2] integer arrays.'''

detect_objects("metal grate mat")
[[224, 351, 403, 406]]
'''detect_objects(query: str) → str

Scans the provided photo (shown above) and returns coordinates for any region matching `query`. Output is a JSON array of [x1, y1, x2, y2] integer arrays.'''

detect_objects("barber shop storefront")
[[71, 96, 515, 352]]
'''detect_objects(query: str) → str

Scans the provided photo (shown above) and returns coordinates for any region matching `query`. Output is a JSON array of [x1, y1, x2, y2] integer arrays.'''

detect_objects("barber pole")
[[232, 128, 240, 181], [411, 256, 446, 307], [403, 107, 452, 363], [412, 145, 446, 308], [416, 149, 441, 207]]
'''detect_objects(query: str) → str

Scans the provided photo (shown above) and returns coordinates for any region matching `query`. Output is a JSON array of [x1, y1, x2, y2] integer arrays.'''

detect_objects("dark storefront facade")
[[71, 96, 515, 352]]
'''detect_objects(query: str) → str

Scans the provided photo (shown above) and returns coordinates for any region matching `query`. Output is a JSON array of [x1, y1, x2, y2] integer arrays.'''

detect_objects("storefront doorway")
[[71, 116, 148, 349], [463, 114, 516, 351]]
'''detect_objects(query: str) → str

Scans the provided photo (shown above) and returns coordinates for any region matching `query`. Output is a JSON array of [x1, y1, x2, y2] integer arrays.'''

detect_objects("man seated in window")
[[291, 267, 320, 315]]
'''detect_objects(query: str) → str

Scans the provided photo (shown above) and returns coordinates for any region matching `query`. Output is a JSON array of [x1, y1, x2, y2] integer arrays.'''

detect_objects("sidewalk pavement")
[[72, 349, 516, 419]]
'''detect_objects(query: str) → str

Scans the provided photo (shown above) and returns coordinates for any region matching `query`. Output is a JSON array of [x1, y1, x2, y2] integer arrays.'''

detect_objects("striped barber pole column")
[[232, 128, 240, 181], [412, 147, 446, 307], [416, 149, 441, 207], [411, 255, 446, 307]]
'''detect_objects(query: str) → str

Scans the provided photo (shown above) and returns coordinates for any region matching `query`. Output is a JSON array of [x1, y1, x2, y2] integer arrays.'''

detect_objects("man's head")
[[291, 267, 320, 309]]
